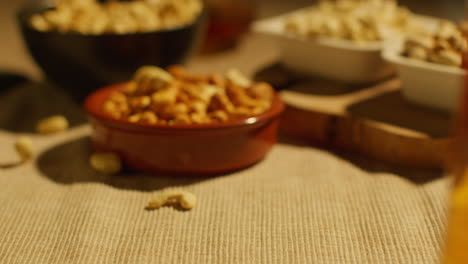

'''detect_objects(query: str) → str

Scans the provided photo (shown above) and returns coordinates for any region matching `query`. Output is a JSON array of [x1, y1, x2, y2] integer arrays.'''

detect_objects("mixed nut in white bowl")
[[283, 0, 412, 43], [383, 20, 468, 112], [401, 20, 468, 68], [253, 0, 417, 83]]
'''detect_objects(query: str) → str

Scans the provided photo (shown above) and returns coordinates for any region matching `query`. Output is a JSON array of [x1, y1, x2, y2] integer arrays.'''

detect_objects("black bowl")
[[17, 4, 206, 101]]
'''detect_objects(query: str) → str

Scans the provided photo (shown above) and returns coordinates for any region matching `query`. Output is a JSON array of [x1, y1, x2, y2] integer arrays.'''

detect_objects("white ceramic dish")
[[383, 44, 465, 112], [252, 8, 395, 84], [252, 8, 443, 85]]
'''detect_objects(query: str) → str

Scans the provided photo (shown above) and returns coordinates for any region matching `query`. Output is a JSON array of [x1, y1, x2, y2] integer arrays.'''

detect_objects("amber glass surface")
[[200, 0, 255, 53], [444, 61, 468, 263]]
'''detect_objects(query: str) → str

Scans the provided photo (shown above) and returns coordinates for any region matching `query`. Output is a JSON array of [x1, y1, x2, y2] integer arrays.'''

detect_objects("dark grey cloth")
[[0, 74, 86, 133]]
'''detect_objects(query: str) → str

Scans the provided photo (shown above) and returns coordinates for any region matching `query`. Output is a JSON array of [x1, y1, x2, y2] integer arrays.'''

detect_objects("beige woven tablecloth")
[[0, 2, 452, 260], [0, 124, 450, 264]]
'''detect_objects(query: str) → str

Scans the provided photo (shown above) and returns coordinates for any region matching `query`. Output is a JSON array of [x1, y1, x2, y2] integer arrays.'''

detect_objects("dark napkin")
[[0, 73, 87, 133]]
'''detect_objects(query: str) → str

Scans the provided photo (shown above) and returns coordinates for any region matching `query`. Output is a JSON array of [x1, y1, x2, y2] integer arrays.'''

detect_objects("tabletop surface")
[[0, 1, 454, 263]]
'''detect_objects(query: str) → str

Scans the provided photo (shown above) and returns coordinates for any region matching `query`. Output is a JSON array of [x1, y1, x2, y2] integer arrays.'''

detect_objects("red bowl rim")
[[84, 83, 285, 132]]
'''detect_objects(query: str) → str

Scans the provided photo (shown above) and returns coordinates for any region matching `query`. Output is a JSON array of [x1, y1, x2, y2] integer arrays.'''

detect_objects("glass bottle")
[[200, 0, 256, 54], [443, 60, 468, 263]]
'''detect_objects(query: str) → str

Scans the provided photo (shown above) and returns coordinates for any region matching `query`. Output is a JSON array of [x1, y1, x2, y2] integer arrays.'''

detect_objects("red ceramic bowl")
[[84, 83, 284, 175]]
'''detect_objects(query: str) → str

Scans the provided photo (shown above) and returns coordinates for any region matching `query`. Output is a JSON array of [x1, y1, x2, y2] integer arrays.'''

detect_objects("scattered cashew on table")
[[147, 190, 197, 211], [1, 115, 69, 169], [1, 115, 197, 212]]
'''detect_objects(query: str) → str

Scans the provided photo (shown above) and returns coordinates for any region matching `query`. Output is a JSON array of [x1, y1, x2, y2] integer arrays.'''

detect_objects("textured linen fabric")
[[0, 0, 454, 262], [0, 126, 450, 264]]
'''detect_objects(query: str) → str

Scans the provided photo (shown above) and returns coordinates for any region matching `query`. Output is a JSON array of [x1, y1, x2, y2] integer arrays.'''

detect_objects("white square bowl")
[[382, 47, 465, 112], [252, 8, 396, 84]]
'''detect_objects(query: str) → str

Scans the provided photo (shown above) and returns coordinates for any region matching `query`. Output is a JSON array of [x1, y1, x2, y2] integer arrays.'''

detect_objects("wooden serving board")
[[254, 64, 453, 169]]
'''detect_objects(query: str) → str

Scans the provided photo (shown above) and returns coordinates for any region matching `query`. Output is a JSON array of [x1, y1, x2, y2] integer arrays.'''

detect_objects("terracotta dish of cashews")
[[102, 65, 276, 125], [84, 65, 284, 175]]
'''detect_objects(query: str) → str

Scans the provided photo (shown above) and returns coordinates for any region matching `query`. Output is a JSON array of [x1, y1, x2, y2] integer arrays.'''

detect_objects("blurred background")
[[0, 0, 465, 80]]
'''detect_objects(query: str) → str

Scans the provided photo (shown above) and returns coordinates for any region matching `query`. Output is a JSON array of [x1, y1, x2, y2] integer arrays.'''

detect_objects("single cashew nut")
[[147, 190, 197, 210], [226, 68, 252, 88], [134, 66, 174, 92], [15, 136, 34, 162], [36, 115, 69, 134], [89, 152, 122, 175], [179, 192, 197, 209]]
